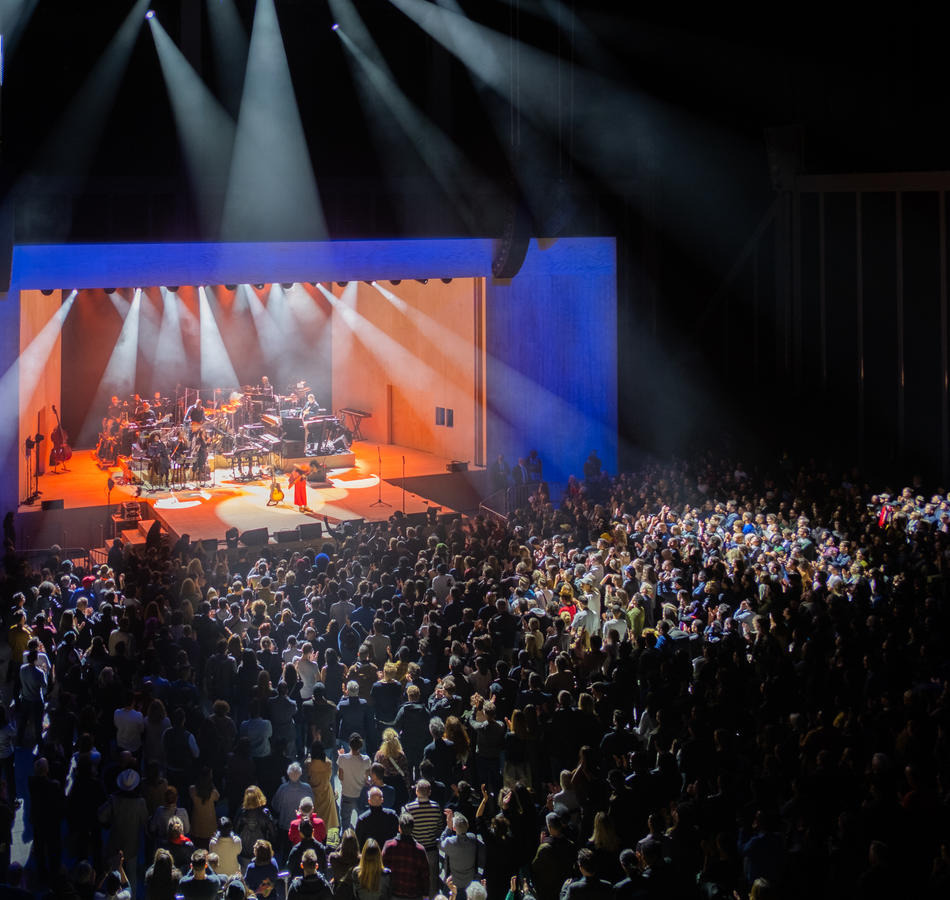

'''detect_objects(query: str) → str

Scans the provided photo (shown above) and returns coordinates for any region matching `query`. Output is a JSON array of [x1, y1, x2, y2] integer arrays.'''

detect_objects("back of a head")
[[466, 883, 488, 900], [398, 813, 415, 838], [302, 848, 319, 874]]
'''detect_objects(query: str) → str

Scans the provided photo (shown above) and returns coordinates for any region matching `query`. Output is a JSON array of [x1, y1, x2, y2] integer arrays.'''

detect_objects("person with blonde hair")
[[233, 785, 277, 869], [347, 837, 391, 900], [375, 727, 411, 807]]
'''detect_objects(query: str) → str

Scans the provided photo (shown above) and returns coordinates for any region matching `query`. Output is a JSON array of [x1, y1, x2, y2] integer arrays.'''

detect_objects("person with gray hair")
[[465, 882, 487, 900], [440, 809, 482, 893], [422, 717, 456, 786], [273, 761, 314, 833]]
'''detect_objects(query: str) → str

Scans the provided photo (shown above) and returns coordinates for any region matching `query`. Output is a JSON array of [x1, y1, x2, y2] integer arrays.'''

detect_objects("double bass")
[[49, 404, 73, 468]]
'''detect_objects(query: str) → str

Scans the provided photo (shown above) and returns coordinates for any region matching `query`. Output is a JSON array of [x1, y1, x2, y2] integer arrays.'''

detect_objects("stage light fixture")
[[254, 283, 265, 290], [390, 280, 401, 286], [441, 278, 453, 284], [336, 281, 349, 287], [145, 9, 155, 20], [104, 288, 116, 295], [415, 279, 428, 285], [281, 283, 294, 290], [225, 284, 237, 292], [166, 286, 180, 293], [331, 23, 340, 32], [40, 289, 55, 296]]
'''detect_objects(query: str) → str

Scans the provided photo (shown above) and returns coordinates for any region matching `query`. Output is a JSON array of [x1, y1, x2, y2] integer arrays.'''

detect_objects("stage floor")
[[22, 442, 462, 543]]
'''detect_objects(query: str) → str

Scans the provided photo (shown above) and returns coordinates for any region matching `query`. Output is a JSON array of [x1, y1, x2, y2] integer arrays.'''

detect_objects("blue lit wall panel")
[[485, 238, 618, 486], [9, 239, 495, 290]]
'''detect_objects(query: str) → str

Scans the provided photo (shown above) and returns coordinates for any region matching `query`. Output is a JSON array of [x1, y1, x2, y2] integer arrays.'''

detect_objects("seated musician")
[[152, 391, 166, 417], [302, 393, 321, 418], [107, 395, 124, 420], [135, 401, 156, 426]]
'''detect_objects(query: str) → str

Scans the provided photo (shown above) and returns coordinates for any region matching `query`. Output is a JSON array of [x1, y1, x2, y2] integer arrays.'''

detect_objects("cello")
[[49, 404, 73, 469]]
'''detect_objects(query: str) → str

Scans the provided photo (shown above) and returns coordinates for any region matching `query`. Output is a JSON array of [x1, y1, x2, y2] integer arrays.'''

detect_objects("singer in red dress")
[[289, 465, 309, 511]]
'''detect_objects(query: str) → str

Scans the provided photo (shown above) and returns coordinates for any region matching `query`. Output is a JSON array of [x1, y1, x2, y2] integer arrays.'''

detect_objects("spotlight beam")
[[198, 287, 240, 389], [26, 0, 151, 191], [148, 16, 236, 236], [221, 0, 326, 241], [330, 2, 498, 233], [0, 289, 76, 477]]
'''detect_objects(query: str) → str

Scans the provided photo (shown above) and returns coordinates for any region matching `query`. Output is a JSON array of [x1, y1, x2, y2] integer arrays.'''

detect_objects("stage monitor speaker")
[[282, 439, 305, 458], [274, 529, 299, 544], [446, 460, 469, 472], [297, 522, 323, 540], [405, 511, 428, 525], [41, 499, 64, 510], [201, 538, 218, 554], [439, 512, 462, 523], [240, 527, 269, 547], [281, 415, 305, 442], [343, 518, 364, 535]]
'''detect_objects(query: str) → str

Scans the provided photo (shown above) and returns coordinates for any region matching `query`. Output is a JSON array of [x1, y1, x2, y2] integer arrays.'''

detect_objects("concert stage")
[[16, 441, 471, 549]]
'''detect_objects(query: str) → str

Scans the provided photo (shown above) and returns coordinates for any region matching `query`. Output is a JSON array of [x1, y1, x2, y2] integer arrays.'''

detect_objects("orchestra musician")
[[107, 395, 124, 420], [170, 430, 190, 484], [192, 428, 209, 481], [185, 393, 206, 430], [146, 431, 170, 487], [135, 401, 156, 426], [288, 464, 310, 512], [302, 393, 321, 418], [259, 375, 274, 397]]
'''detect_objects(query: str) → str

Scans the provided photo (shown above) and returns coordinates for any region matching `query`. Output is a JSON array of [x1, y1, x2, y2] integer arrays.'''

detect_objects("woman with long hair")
[[586, 811, 623, 882], [305, 740, 340, 834], [143, 699, 170, 770], [188, 767, 220, 849], [328, 827, 361, 886], [502, 710, 530, 788], [374, 727, 410, 809], [444, 715, 471, 778], [347, 838, 391, 900], [144, 847, 181, 900]]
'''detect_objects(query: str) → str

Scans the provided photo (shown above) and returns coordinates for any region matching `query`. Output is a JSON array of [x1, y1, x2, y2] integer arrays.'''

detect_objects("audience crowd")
[[1, 452, 950, 900]]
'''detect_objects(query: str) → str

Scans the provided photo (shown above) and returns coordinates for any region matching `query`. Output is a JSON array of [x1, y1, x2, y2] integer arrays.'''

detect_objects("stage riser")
[[212, 451, 356, 470]]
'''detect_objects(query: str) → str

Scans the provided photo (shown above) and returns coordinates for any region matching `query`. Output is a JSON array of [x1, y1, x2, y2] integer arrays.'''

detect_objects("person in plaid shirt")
[[382, 813, 430, 900]]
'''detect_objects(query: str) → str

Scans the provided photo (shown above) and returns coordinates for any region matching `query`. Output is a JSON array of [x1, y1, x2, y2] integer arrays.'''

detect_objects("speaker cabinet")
[[297, 522, 323, 540], [274, 529, 299, 544], [240, 527, 269, 546], [41, 499, 64, 510]]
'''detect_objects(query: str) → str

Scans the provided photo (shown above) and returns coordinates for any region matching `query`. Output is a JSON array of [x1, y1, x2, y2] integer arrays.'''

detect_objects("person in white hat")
[[102, 767, 148, 888]]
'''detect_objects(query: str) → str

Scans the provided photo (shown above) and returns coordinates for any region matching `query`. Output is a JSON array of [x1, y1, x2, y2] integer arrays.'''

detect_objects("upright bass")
[[49, 404, 73, 468]]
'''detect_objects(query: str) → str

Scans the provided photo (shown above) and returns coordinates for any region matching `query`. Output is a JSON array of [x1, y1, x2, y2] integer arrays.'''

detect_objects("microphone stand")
[[370, 445, 390, 508], [402, 455, 406, 513]]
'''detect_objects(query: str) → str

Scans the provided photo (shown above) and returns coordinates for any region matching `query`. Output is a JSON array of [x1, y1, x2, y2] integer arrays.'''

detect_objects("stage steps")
[[119, 516, 168, 548]]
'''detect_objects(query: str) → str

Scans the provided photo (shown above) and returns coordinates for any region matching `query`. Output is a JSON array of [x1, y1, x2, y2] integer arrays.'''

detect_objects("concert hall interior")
[[2, 237, 617, 550]]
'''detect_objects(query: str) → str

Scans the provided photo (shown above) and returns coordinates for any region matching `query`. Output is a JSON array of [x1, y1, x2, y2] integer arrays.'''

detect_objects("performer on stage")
[[107, 395, 124, 419], [259, 375, 274, 397], [192, 428, 209, 482], [302, 393, 321, 417], [185, 393, 206, 430], [288, 464, 310, 512]]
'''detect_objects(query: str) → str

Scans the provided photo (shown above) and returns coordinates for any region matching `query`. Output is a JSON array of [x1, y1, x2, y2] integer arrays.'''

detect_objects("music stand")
[[370, 445, 390, 508]]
